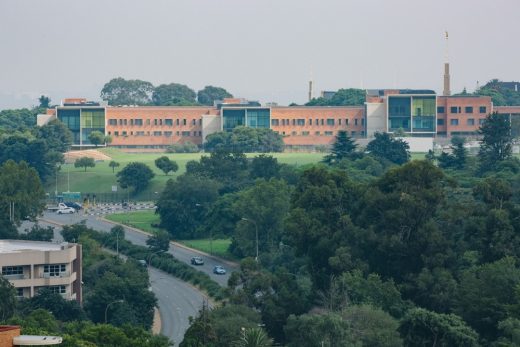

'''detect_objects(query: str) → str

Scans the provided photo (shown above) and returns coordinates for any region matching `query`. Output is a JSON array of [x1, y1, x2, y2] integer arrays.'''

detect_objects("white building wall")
[[365, 102, 387, 137], [201, 114, 221, 143]]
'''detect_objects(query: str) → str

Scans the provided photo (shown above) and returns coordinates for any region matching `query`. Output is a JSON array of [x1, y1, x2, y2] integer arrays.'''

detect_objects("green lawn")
[[105, 209, 234, 259], [105, 210, 161, 234], [48, 148, 325, 201]]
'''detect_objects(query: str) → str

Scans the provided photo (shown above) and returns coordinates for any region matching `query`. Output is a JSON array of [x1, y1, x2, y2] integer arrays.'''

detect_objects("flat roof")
[[0, 240, 67, 254], [13, 335, 63, 345]]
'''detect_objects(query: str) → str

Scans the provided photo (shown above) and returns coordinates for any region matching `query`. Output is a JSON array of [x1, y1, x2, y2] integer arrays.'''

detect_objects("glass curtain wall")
[[223, 109, 246, 132], [57, 109, 81, 145], [81, 109, 105, 144], [388, 97, 411, 132], [246, 109, 270, 128], [412, 96, 436, 132]]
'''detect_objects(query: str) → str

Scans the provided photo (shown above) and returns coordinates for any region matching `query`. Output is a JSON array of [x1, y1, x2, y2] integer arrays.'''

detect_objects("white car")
[[57, 207, 75, 214]]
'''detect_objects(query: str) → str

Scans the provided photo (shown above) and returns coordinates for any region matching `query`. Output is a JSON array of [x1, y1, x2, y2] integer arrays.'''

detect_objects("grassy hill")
[[47, 148, 324, 201]]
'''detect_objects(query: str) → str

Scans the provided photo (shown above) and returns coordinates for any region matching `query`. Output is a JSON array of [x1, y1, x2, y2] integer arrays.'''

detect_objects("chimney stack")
[[443, 31, 451, 96]]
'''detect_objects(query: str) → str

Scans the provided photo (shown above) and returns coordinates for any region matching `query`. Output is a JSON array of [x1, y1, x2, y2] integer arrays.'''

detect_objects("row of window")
[[437, 118, 486, 126], [275, 130, 365, 137], [437, 106, 487, 114], [110, 131, 201, 137], [2, 266, 23, 276], [43, 264, 66, 277], [108, 118, 202, 126], [271, 118, 363, 126]]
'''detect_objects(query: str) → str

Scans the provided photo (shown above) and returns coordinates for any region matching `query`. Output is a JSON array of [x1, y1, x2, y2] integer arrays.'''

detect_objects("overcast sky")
[[0, 0, 518, 109]]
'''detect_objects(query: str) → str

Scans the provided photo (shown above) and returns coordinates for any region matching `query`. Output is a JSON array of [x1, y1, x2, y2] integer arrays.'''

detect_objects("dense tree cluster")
[[305, 88, 366, 106], [100, 77, 232, 106], [204, 127, 284, 153]]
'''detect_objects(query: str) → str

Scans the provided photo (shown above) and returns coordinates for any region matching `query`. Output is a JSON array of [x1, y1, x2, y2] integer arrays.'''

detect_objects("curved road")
[[29, 211, 237, 346]]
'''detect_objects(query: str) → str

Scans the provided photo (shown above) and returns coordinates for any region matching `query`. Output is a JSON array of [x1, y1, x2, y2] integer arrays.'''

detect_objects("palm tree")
[[232, 327, 273, 347]]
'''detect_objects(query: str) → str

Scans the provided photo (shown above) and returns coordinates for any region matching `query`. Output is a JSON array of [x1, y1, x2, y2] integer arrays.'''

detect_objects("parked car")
[[64, 201, 82, 211], [57, 207, 76, 214], [213, 265, 226, 275], [138, 259, 148, 268], [191, 257, 204, 266]]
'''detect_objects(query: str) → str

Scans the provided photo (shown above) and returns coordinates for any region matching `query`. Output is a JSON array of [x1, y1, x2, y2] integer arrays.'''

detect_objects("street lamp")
[[241, 218, 258, 262], [105, 299, 124, 323], [196, 203, 212, 255]]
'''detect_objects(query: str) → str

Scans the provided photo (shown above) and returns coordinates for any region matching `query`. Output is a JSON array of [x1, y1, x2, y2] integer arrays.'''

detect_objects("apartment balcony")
[[3, 274, 27, 280], [40, 271, 70, 279]]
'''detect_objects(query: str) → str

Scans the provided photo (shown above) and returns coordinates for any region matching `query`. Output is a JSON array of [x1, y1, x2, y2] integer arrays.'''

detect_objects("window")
[[315, 119, 319, 126], [437, 106, 445, 113], [297, 119, 305, 126], [345, 119, 349, 126], [16, 288, 23, 297], [467, 119, 475, 126], [437, 119, 445, 126], [2, 266, 23, 276], [291, 131, 297, 136], [108, 119, 117, 125], [480, 106, 487, 113], [354, 119, 358, 126], [181, 131, 190, 136], [153, 131, 162, 136], [114, 131, 119, 136], [308, 119, 312, 125], [351, 131, 356, 136], [192, 119, 196, 125], [320, 119, 324, 125], [165, 119, 173, 126], [146, 119, 151, 125], [326, 119, 335, 126], [44, 264, 66, 277], [45, 286, 66, 294], [281, 119, 286, 126], [122, 131, 127, 136], [338, 119, 342, 125], [324, 131, 333, 136], [130, 119, 134, 126], [176, 131, 180, 136], [450, 119, 459, 126], [479, 118, 486, 125], [271, 119, 279, 126], [159, 119, 163, 125], [315, 131, 320, 136], [450, 106, 460, 114], [123, 119, 127, 125], [130, 131, 133, 135], [136, 131, 145, 136], [199, 119, 202, 126], [118, 119, 123, 125], [302, 131, 310, 136], [135, 119, 143, 126], [176, 119, 180, 125], [465, 106, 473, 113], [292, 119, 296, 126]]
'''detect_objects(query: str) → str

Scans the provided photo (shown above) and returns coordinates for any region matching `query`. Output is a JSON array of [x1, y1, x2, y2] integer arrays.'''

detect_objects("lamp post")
[[105, 299, 124, 323], [241, 218, 258, 262], [196, 203, 212, 255]]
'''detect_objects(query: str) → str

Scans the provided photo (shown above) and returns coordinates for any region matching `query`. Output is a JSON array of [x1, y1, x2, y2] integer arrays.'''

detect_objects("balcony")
[[3, 274, 26, 280], [41, 271, 70, 279]]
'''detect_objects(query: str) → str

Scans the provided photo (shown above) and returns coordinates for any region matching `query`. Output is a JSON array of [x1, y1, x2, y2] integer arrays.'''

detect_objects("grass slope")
[[48, 148, 324, 201]]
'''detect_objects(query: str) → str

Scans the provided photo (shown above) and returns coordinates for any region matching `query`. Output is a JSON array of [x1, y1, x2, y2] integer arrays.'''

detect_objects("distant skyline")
[[0, 0, 519, 109]]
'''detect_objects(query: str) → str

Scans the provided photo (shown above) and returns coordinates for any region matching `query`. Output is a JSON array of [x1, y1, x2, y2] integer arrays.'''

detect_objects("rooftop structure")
[[0, 326, 62, 346]]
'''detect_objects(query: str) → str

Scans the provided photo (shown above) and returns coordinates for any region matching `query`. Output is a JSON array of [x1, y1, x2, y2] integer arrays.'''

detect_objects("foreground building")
[[0, 240, 82, 303]]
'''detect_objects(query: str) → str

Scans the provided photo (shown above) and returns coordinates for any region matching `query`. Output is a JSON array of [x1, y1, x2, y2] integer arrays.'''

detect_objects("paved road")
[[30, 211, 235, 346], [40, 211, 236, 286]]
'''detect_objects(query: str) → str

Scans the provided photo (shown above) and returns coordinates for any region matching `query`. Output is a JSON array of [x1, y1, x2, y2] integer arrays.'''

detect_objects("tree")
[[104, 135, 113, 146], [74, 157, 96, 172], [146, 230, 170, 253], [116, 162, 155, 193], [204, 128, 284, 153], [323, 130, 359, 164], [109, 160, 120, 173], [250, 155, 280, 180], [88, 130, 106, 147], [157, 174, 220, 239], [438, 136, 467, 170], [366, 132, 410, 165], [305, 88, 365, 106], [197, 86, 233, 106], [154, 156, 179, 175], [38, 95, 51, 108], [21, 224, 54, 241], [0, 108, 36, 132], [399, 308, 479, 347], [35, 119, 73, 153], [100, 77, 154, 106], [152, 83, 197, 106], [0, 160, 45, 225], [232, 327, 273, 347], [478, 112, 513, 172], [0, 275, 16, 322], [284, 312, 353, 347], [22, 288, 86, 322]]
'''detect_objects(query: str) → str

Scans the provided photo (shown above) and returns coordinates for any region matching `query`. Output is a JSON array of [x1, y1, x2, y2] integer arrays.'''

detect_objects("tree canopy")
[[152, 83, 197, 106], [197, 86, 233, 106], [100, 77, 154, 105], [116, 162, 155, 193], [305, 88, 366, 106]]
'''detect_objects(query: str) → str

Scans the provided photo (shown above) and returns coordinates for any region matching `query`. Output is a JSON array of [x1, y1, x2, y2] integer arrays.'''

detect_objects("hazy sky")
[[0, 0, 519, 109]]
